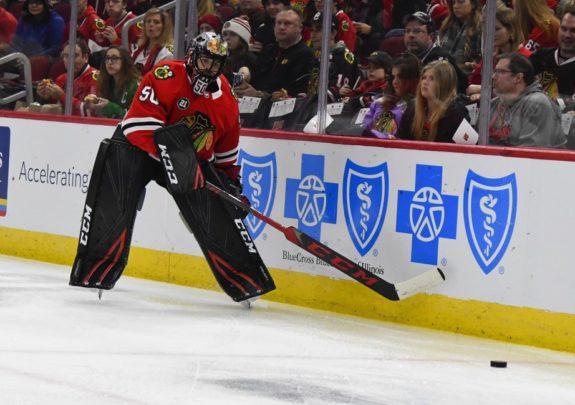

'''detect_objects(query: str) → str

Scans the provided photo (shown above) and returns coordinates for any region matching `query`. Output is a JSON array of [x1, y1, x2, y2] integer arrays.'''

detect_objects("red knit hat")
[[198, 13, 223, 34]]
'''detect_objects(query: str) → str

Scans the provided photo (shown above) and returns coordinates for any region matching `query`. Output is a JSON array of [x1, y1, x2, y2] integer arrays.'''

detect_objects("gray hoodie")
[[489, 82, 566, 148]]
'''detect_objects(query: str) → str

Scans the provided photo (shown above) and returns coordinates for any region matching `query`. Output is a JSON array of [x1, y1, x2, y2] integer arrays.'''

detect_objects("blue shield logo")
[[238, 150, 277, 239], [464, 170, 517, 274], [343, 160, 389, 256]]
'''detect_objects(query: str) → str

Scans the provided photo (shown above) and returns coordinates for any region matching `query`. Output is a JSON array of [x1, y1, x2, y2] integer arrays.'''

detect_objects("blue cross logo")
[[284, 154, 338, 240], [396, 165, 458, 265]]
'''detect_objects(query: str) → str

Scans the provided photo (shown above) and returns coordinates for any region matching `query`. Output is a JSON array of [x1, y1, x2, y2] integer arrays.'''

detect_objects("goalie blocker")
[[70, 124, 275, 302]]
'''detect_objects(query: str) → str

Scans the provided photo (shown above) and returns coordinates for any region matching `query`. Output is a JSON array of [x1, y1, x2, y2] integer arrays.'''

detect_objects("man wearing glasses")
[[489, 53, 565, 148], [403, 11, 468, 94]]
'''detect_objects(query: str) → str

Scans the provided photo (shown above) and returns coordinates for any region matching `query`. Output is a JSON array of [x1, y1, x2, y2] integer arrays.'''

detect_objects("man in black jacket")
[[403, 11, 468, 94], [235, 8, 315, 100]]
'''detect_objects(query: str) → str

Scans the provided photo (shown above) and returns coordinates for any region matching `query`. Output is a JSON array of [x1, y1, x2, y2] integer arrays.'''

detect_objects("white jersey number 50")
[[139, 86, 159, 105]]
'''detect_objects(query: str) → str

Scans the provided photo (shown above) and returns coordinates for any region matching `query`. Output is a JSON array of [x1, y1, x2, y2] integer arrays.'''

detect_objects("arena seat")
[[379, 35, 406, 58], [30, 55, 53, 83], [54, 2, 71, 23]]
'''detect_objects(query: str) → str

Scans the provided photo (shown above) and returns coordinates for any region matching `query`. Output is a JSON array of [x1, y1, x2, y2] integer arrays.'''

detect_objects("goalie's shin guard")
[[70, 135, 151, 289], [173, 166, 276, 302]]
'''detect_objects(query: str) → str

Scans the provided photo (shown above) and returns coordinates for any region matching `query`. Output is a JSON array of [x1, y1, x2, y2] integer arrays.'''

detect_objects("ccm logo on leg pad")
[[79, 204, 93, 246], [157, 143, 178, 185]]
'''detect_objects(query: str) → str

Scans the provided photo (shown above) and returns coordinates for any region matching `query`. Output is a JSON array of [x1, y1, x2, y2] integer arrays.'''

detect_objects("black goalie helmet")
[[185, 32, 228, 95]]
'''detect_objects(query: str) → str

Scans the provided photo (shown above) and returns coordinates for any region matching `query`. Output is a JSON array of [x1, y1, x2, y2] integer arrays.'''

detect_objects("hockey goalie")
[[69, 32, 276, 303]]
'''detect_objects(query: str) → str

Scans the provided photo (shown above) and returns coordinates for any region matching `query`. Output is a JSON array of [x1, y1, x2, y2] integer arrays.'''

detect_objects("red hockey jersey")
[[99, 12, 141, 48], [64, 5, 105, 44], [121, 60, 240, 170], [53, 65, 99, 116]]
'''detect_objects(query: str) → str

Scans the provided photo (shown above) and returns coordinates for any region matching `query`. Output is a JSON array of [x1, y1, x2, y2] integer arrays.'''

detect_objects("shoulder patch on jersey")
[[341, 20, 350, 32], [136, 20, 144, 30], [153, 64, 174, 80], [95, 19, 106, 30], [344, 50, 354, 64], [177, 97, 190, 110], [91, 70, 99, 81]]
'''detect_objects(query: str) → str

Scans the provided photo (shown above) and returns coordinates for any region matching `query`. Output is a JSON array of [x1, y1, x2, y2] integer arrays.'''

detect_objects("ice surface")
[[0, 255, 574, 405]]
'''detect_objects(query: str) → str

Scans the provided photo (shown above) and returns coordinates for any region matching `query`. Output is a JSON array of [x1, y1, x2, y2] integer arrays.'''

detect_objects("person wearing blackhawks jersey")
[[69, 32, 276, 305], [63, 0, 105, 53], [36, 38, 98, 116], [530, 7, 575, 111]]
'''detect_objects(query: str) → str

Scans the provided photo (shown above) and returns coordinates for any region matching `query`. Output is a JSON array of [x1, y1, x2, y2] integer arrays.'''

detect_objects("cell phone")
[[232, 72, 244, 87]]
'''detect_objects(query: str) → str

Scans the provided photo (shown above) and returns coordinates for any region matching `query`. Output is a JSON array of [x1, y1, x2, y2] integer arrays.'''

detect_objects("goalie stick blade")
[[394, 268, 445, 300]]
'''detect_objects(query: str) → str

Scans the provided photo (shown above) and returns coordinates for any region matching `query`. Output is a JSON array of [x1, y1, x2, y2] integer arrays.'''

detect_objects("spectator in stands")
[[252, 0, 291, 53], [339, 50, 392, 111], [351, 1, 385, 63], [530, 6, 575, 109], [403, 11, 468, 94], [489, 53, 565, 148], [36, 38, 98, 116], [396, 60, 470, 142], [84, 45, 140, 118], [515, 0, 559, 53], [198, 13, 223, 34], [313, 0, 356, 52], [307, 12, 361, 101], [131, 7, 173, 75], [10, 0, 65, 59], [64, 0, 105, 54], [438, 0, 482, 76], [0, 0, 17, 58], [233, 0, 265, 34], [235, 8, 315, 100], [94, 0, 141, 50], [467, 6, 530, 102], [221, 17, 257, 85], [363, 52, 421, 139]]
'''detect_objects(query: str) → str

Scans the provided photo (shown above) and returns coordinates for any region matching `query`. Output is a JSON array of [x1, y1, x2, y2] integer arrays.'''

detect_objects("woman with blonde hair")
[[396, 60, 470, 142], [439, 0, 483, 75], [131, 7, 173, 75], [514, 0, 559, 52]]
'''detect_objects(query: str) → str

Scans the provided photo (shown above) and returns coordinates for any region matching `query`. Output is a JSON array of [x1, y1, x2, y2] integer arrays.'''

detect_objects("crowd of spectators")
[[2, 0, 575, 149]]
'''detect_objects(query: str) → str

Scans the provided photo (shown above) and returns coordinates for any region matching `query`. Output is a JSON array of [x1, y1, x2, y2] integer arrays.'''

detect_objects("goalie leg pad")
[[154, 123, 205, 194], [174, 164, 276, 302], [70, 135, 156, 289]]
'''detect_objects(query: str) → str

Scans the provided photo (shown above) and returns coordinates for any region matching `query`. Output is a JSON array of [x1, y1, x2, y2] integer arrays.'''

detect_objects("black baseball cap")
[[312, 12, 338, 32], [367, 51, 392, 70], [404, 11, 436, 32]]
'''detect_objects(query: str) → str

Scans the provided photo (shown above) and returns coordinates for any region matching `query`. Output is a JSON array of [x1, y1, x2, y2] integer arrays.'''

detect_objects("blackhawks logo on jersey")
[[344, 50, 354, 64], [538, 71, 559, 100], [153, 65, 174, 80], [181, 112, 215, 153], [95, 19, 106, 30], [341, 19, 350, 32]]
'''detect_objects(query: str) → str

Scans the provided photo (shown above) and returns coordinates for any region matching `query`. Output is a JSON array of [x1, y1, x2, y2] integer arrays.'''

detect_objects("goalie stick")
[[204, 181, 445, 301]]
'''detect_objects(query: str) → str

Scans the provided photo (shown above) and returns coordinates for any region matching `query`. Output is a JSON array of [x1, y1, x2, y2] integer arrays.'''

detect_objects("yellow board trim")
[[1, 226, 574, 353]]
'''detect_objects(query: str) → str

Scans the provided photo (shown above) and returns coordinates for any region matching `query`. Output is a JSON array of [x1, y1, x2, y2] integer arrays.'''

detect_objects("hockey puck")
[[490, 360, 507, 368]]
